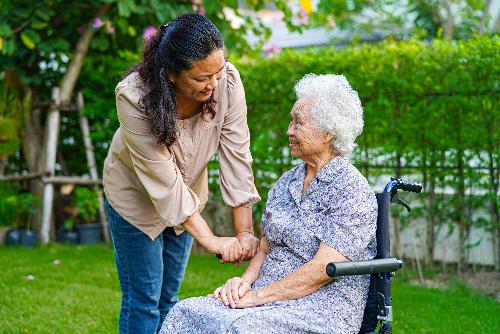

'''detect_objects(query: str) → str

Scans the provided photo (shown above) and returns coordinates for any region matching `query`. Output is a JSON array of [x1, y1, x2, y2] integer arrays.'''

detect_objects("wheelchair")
[[326, 178, 422, 334]]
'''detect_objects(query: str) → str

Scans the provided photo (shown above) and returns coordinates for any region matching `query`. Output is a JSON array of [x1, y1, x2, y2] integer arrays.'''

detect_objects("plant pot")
[[56, 228, 79, 245], [19, 230, 36, 248], [75, 223, 102, 244], [5, 229, 20, 246], [65, 231, 79, 244], [62, 231, 79, 244]]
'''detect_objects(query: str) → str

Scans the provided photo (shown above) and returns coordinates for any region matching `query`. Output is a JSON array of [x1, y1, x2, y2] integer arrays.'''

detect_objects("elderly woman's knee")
[[225, 316, 264, 334]]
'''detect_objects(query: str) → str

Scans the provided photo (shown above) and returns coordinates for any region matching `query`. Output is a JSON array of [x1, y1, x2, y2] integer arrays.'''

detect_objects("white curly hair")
[[294, 74, 364, 156]]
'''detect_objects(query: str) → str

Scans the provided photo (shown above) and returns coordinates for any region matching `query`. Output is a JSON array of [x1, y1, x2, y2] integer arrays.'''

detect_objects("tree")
[[310, 0, 495, 40], [0, 0, 302, 233]]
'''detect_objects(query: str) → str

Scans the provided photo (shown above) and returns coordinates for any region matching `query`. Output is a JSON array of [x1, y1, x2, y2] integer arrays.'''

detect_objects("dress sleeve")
[[116, 87, 200, 227], [218, 63, 261, 208], [314, 178, 377, 261]]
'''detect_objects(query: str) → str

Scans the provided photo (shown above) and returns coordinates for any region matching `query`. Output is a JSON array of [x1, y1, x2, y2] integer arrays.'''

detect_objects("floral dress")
[[159, 156, 377, 334]]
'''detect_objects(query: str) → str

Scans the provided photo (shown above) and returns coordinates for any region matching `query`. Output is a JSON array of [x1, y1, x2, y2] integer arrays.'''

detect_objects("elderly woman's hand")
[[234, 290, 260, 308], [208, 277, 251, 308], [236, 232, 260, 261]]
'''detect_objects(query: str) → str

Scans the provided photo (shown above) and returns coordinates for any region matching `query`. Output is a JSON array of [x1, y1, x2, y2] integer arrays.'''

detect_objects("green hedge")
[[74, 37, 498, 255], [240, 36, 498, 179]]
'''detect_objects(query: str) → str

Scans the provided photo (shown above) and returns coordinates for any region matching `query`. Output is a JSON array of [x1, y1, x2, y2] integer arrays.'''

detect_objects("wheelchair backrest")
[[359, 192, 391, 333]]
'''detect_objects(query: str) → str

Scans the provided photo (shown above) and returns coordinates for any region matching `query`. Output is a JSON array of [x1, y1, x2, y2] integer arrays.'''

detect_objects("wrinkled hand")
[[204, 236, 243, 263], [208, 277, 251, 308], [235, 290, 260, 309], [236, 232, 260, 261]]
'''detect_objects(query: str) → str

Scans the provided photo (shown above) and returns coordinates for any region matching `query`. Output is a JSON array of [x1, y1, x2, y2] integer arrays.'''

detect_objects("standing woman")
[[103, 13, 261, 334]]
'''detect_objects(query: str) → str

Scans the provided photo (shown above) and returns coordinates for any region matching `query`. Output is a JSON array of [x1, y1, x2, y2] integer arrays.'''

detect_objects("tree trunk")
[[458, 222, 467, 271], [494, 8, 500, 33], [40, 88, 61, 244], [392, 152, 402, 258], [442, 0, 454, 39], [486, 123, 499, 270], [456, 148, 466, 271], [0, 159, 5, 175], [426, 150, 436, 265], [59, 4, 110, 102], [21, 88, 46, 232], [478, 0, 492, 35], [28, 5, 111, 235]]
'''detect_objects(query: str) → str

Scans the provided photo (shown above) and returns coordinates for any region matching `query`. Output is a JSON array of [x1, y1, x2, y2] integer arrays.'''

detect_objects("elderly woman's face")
[[169, 49, 226, 103], [287, 99, 332, 160]]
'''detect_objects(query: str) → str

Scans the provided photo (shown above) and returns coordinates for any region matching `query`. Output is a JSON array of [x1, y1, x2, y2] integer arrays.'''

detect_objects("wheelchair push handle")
[[384, 178, 422, 194], [326, 258, 403, 277], [399, 181, 422, 193], [383, 178, 422, 212]]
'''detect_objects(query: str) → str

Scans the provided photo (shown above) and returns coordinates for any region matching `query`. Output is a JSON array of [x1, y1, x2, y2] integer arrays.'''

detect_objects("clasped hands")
[[206, 232, 260, 264], [208, 277, 260, 309]]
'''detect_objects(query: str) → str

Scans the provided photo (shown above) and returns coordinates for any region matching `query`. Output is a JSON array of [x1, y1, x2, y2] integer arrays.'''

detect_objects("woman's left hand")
[[209, 277, 251, 308], [236, 232, 260, 260], [235, 290, 260, 308]]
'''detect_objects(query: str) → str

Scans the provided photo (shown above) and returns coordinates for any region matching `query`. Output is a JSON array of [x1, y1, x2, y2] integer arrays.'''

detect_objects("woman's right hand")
[[208, 277, 251, 308], [203, 236, 243, 263]]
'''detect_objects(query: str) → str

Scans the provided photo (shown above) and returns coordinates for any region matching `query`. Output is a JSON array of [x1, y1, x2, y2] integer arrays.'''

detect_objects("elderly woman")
[[159, 74, 377, 334]]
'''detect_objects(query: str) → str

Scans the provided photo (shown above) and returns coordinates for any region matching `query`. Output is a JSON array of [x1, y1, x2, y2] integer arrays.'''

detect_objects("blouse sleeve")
[[314, 177, 377, 261], [218, 63, 261, 208], [115, 86, 200, 227]]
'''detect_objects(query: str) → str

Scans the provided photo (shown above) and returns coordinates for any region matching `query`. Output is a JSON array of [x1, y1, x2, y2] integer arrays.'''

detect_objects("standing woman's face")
[[169, 49, 226, 103]]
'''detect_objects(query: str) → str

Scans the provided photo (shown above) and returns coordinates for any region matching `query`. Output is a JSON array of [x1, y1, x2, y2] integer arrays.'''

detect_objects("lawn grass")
[[0, 244, 498, 333]]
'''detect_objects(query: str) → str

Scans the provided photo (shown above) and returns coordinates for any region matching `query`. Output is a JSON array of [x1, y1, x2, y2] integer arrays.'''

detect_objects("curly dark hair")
[[128, 13, 224, 147]]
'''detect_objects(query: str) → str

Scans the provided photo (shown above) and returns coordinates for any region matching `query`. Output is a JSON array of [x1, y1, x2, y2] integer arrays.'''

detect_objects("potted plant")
[[56, 218, 79, 245], [72, 187, 102, 244], [0, 183, 17, 244], [4, 191, 40, 247]]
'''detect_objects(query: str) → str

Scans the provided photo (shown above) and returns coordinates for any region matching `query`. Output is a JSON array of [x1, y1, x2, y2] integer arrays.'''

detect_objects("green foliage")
[[63, 218, 75, 231], [0, 82, 24, 158], [310, 0, 494, 40], [0, 118, 20, 157], [0, 183, 40, 229], [73, 187, 99, 224], [0, 0, 303, 99]]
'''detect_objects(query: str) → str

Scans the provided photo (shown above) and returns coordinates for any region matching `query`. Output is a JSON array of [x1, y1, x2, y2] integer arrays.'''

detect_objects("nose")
[[287, 122, 294, 136], [207, 75, 218, 91]]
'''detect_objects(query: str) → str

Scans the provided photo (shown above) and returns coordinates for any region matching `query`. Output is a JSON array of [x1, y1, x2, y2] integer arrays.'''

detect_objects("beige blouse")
[[103, 62, 260, 240]]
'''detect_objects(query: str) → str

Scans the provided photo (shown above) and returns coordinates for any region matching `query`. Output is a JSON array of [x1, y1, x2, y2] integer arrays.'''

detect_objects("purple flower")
[[143, 26, 158, 40], [92, 17, 104, 29], [191, 1, 205, 15], [263, 42, 281, 57], [296, 8, 309, 25]]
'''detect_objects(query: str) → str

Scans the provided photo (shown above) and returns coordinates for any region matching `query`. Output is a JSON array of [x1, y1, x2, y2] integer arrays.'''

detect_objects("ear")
[[324, 131, 335, 145]]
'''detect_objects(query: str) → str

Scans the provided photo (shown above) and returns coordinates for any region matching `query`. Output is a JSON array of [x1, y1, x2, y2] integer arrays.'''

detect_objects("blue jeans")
[[105, 199, 193, 334]]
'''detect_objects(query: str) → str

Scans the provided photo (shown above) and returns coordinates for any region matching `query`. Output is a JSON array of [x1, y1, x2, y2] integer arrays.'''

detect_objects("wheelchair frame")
[[326, 178, 422, 334]]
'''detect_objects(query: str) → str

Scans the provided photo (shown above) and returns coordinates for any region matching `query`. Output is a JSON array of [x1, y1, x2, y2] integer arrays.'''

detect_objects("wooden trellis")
[[0, 88, 109, 244]]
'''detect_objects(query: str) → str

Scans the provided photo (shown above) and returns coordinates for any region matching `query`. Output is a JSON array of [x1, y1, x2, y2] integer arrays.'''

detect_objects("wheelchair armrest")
[[326, 258, 403, 277]]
